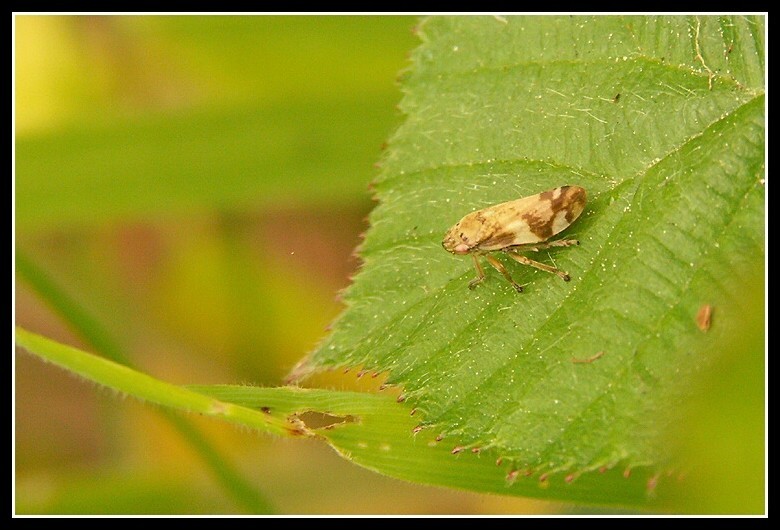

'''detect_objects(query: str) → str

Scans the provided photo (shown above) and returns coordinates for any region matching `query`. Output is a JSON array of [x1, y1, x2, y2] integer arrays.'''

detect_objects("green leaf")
[[295, 15, 765, 481]]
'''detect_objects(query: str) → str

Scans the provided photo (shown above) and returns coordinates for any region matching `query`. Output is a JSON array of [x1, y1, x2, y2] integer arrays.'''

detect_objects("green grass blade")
[[15, 98, 396, 233], [16, 252, 275, 513], [15, 16, 416, 233], [15, 327, 292, 437], [16, 250, 131, 365], [161, 411, 275, 514]]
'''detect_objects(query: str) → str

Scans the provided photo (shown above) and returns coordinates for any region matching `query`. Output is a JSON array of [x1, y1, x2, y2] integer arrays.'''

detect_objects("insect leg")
[[514, 239, 579, 253], [506, 250, 571, 282], [540, 238, 579, 249], [468, 254, 486, 290], [485, 254, 524, 293]]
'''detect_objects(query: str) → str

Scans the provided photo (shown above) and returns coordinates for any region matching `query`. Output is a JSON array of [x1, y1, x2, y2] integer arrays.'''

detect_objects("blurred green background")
[[14, 14, 564, 514]]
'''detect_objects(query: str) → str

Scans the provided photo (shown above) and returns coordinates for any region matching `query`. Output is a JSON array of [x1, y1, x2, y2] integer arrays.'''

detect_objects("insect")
[[442, 185, 587, 292]]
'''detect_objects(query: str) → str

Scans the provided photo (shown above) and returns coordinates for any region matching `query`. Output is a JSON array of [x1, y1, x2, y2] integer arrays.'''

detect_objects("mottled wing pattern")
[[474, 186, 586, 252]]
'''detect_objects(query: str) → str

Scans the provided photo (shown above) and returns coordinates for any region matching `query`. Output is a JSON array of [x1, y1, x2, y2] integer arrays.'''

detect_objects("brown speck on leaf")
[[356, 370, 366, 379], [435, 434, 444, 442], [409, 408, 417, 416], [451, 446, 465, 455], [539, 473, 549, 483], [343, 367, 351, 374], [371, 372, 380, 378], [572, 351, 606, 364], [412, 425, 423, 434], [599, 466, 608, 474], [696, 304, 713, 332], [495, 457, 503, 466], [506, 469, 520, 483], [378, 383, 387, 391], [260, 407, 271, 414], [647, 475, 659, 492], [471, 447, 481, 454], [396, 394, 406, 403], [565, 473, 576, 483], [623, 468, 632, 479]]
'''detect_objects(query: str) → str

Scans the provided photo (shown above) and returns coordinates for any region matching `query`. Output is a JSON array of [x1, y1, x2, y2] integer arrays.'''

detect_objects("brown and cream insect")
[[442, 185, 587, 292]]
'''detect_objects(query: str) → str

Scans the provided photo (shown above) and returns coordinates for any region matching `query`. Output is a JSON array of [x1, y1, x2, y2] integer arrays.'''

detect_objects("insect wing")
[[474, 186, 586, 251], [472, 194, 548, 251]]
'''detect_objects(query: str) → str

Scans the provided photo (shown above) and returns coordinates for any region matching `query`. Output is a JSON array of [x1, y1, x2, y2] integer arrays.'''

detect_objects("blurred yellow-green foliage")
[[14, 14, 565, 514]]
